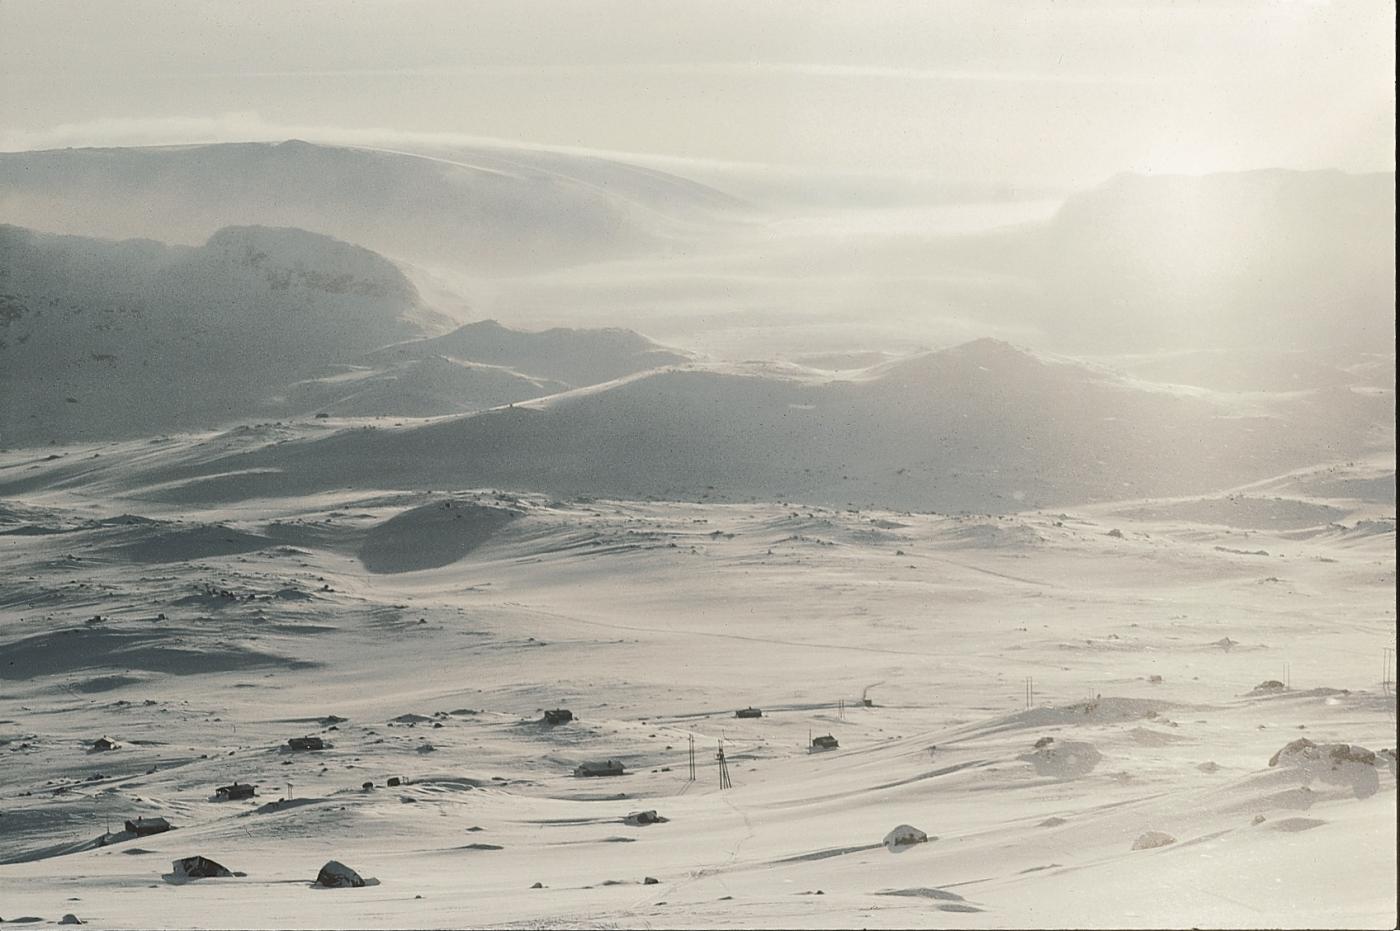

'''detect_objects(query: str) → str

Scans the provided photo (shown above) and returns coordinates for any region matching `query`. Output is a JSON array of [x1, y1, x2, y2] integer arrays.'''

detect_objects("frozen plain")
[[1, 438, 1394, 929]]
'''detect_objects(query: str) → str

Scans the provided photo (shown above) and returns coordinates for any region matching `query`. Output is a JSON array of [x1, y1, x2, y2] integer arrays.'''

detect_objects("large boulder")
[[1131, 831, 1177, 850], [1268, 739, 1381, 799], [315, 860, 366, 888], [883, 824, 929, 851], [1018, 740, 1102, 779], [171, 856, 233, 879]]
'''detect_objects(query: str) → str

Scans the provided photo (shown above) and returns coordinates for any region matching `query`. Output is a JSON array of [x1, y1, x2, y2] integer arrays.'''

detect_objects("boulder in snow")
[[1018, 740, 1102, 779], [1269, 739, 1381, 799], [883, 824, 929, 851], [1131, 831, 1176, 850], [171, 855, 234, 879], [315, 860, 366, 888]]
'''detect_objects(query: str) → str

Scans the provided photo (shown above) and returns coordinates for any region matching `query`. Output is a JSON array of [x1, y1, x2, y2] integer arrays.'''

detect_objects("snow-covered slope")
[[1104, 348, 1395, 393], [0, 225, 689, 443], [265, 357, 570, 421], [18, 339, 1390, 513], [0, 489, 1393, 928], [367, 319, 691, 389], [0, 224, 430, 443]]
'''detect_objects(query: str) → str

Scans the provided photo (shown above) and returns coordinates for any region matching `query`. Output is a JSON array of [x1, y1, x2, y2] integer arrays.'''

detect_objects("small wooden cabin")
[[574, 759, 626, 778], [125, 816, 172, 836], [215, 782, 256, 801]]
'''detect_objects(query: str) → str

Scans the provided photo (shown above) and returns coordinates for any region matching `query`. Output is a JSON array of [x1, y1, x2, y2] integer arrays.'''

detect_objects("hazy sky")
[[1, 0, 1393, 188]]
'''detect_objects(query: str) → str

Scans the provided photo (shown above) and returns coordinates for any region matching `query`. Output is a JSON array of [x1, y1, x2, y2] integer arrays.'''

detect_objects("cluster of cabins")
[[731, 708, 839, 750], [95, 733, 312, 842]]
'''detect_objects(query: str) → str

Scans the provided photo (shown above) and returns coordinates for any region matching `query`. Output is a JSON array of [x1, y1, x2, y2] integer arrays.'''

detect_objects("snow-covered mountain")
[[0, 140, 743, 273], [0, 225, 687, 444], [34, 338, 1389, 513], [0, 223, 431, 441]]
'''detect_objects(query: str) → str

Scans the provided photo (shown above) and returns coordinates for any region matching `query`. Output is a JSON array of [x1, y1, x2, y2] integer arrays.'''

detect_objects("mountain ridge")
[[20, 339, 1386, 514], [0, 223, 687, 444]]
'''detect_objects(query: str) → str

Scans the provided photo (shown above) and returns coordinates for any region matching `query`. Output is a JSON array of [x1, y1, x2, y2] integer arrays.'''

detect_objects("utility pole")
[[688, 734, 696, 782], [717, 739, 732, 790], [1024, 676, 1034, 710]]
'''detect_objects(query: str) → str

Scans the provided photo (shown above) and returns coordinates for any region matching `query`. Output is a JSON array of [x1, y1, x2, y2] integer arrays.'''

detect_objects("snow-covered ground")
[[2, 451, 1394, 928]]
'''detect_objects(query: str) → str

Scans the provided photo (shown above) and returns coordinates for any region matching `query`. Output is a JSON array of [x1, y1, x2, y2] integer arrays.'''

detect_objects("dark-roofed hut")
[[543, 709, 573, 725], [573, 759, 626, 778], [91, 736, 119, 751], [287, 736, 325, 751], [735, 707, 763, 718], [125, 816, 172, 836], [811, 734, 839, 750], [215, 782, 256, 801]]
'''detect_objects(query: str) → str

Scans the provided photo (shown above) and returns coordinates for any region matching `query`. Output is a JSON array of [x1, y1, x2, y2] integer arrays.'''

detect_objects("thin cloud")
[[0, 113, 1070, 206], [105, 61, 1168, 86], [0, 112, 767, 166]]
